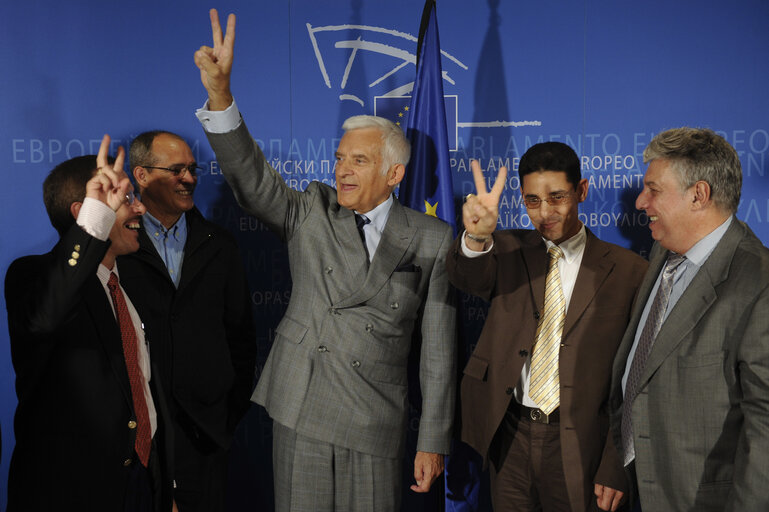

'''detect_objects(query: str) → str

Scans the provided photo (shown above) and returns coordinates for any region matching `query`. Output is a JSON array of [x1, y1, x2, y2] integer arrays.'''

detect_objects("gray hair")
[[643, 127, 741, 214], [342, 115, 411, 175]]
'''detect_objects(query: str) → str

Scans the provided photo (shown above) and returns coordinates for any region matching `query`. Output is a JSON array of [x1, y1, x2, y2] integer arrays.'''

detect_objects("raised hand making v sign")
[[194, 9, 235, 111], [462, 160, 507, 251]]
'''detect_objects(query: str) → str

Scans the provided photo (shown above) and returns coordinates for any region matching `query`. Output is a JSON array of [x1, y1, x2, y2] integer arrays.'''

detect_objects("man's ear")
[[387, 163, 405, 187], [576, 178, 589, 203], [70, 201, 83, 221], [133, 166, 147, 186], [691, 180, 711, 210]]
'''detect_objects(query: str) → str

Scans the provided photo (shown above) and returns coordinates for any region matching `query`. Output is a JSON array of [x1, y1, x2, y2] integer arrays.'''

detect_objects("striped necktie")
[[621, 252, 686, 465], [529, 246, 565, 415]]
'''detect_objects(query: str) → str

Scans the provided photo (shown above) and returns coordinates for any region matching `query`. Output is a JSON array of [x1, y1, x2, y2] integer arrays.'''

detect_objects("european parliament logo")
[[306, 21, 542, 152]]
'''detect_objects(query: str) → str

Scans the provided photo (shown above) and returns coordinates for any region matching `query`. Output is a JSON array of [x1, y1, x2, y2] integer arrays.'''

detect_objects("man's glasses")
[[143, 164, 205, 178], [522, 190, 575, 209], [125, 190, 138, 205]]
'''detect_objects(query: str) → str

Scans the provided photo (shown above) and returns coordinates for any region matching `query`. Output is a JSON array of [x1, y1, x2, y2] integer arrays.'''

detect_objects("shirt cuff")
[[460, 230, 493, 257], [76, 197, 116, 241], [195, 98, 242, 133]]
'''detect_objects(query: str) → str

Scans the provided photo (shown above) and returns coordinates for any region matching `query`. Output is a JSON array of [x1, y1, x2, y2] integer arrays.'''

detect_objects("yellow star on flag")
[[424, 200, 438, 217]]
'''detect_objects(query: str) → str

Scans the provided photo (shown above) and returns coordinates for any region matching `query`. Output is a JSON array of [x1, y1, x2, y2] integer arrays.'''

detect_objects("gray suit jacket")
[[609, 219, 769, 511], [205, 121, 456, 459]]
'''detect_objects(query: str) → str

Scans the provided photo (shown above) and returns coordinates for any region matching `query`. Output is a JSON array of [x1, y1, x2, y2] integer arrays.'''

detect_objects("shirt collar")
[[143, 210, 187, 242], [97, 262, 118, 285], [681, 215, 733, 267], [543, 224, 586, 264], [356, 195, 394, 234]]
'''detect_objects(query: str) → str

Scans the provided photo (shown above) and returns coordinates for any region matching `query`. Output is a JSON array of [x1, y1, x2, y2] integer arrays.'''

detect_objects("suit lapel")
[[564, 230, 614, 336], [330, 205, 370, 286], [83, 275, 133, 407], [520, 230, 548, 321], [611, 247, 665, 387], [336, 200, 415, 308], [178, 210, 214, 291], [640, 220, 744, 386], [134, 227, 174, 281]]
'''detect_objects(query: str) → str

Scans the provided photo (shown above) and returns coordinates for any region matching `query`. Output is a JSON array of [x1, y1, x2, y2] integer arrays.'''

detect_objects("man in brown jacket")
[[447, 142, 647, 511]]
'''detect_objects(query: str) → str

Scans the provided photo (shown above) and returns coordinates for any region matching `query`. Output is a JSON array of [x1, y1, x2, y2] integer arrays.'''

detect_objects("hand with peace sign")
[[86, 134, 131, 212], [194, 8, 236, 111], [463, 160, 507, 251]]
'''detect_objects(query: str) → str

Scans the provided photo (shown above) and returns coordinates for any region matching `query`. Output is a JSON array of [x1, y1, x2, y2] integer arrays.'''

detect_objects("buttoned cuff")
[[76, 197, 116, 241], [195, 98, 242, 133]]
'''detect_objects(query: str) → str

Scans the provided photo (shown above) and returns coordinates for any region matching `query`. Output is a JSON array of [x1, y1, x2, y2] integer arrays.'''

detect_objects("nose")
[[635, 189, 648, 211], [539, 200, 553, 218], [335, 160, 351, 177], [180, 169, 197, 183], [133, 197, 147, 215]]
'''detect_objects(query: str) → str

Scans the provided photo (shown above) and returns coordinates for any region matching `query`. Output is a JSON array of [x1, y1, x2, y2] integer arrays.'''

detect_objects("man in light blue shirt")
[[609, 127, 769, 511], [118, 130, 256, 512]]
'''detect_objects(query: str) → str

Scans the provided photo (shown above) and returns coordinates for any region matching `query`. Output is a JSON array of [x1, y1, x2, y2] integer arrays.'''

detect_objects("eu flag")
[[399, 0, 456, 232]]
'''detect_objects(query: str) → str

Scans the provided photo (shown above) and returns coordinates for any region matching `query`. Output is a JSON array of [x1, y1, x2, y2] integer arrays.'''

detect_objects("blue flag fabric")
[[399, 0, 456, 232], [398, 2, 483, 511]]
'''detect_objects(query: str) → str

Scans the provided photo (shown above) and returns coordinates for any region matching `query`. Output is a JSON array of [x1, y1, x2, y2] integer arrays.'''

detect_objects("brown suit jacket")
[[447, 227, 647, 511]]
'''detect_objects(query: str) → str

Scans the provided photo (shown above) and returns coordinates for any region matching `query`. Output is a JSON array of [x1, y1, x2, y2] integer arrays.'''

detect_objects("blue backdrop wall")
[[2, 1, 768, 509]]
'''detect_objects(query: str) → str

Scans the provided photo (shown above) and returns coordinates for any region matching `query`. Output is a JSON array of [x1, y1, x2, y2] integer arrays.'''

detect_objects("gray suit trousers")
[[273, 422, 401, 512]]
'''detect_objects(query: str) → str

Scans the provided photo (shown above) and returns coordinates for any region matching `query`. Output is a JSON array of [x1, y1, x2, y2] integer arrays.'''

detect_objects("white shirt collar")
[[543, 224, 587, 264]]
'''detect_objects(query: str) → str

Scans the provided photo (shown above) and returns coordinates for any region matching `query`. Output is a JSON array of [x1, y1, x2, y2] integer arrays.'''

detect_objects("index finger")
[[489, 166, 508, 199], [210, 8, 223, 49], [113, 146, 125, 175], [470, 160, 488, 195], [96, 134, 111, 170], [223, 13, 236, 52]]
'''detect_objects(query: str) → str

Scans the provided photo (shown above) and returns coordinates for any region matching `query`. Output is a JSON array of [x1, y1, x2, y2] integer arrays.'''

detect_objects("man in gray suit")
[[609, 127, 769, 511], [193, 9, 456, 512]]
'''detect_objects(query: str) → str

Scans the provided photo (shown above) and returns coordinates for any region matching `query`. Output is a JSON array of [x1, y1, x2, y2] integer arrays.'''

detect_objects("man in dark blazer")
[[192, 10, 456, 511], [5, 138, 171, 511], [609, 127, 769, 511], [117, 129, 256, 511], [447, 142, 647, 511]]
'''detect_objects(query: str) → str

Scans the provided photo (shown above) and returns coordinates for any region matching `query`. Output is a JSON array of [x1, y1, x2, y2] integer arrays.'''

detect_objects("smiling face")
[[522, 170, 587, 244], [636, 159, 698, 253], [135, 133, 196, 228], [334, 127, 402, 213], [108, 179, 146, 257]]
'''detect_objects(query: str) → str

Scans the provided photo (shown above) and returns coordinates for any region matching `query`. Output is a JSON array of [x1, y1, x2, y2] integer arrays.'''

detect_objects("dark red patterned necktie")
[[107, 272, 151, 467]]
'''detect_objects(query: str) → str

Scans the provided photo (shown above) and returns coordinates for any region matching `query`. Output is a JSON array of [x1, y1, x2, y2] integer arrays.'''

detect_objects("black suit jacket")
[[118, 207, 256, 450], [5, 224, 172, 511]]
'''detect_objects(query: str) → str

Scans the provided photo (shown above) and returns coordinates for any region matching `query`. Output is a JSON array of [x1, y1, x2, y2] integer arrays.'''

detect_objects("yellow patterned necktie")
[[529, 245, 565, 415]]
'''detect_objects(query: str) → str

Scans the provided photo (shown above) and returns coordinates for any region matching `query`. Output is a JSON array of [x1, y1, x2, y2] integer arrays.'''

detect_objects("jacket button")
[[325, 266, 333, 274], [128, 420, 137, 429], [329, 307, 340, 315], [68, 258, 77, 267], [74, 244, 81, 251], [505, 387, 514, 395], [534, 311, 540, 320], [351, 360, 361, 368], [123, 458, 133, 467], [71, 251, 80, 259], [519, 349, 528, 357], [365, 324, 374, 333], [318, 345, 328, 353], [390, 302, 399, 310]]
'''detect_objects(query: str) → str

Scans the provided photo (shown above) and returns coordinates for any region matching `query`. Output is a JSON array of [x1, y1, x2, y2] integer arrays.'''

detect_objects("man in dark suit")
[[609, 127, 769, 511], [117, 129, 256, 511], [192, 9, 456, 511], [447, 143, 648, 511], [5, 137, 171, 511]]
